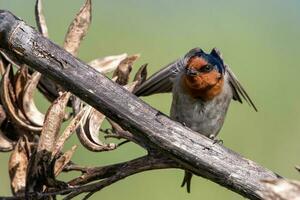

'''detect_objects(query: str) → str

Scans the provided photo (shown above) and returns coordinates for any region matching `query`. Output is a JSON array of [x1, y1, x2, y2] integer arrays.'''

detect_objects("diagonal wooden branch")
[[0, 10, 280, 200]]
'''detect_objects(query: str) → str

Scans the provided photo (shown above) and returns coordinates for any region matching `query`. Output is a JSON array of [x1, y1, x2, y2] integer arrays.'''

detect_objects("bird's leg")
[[181, 122, 187, 127]]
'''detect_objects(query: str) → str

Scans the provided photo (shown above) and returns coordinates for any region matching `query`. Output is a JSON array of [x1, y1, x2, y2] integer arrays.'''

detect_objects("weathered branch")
[[0, 10, 281, 199]]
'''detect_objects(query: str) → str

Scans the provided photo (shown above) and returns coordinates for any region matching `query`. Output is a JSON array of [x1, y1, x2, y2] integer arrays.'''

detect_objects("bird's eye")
[[200, 65, 213, 73]]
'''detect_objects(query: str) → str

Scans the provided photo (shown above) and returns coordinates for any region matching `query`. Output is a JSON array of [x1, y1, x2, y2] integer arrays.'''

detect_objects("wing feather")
[[225, 64, 258, 111], [133, 59, 184, 96], [134, 48, 257, 112]]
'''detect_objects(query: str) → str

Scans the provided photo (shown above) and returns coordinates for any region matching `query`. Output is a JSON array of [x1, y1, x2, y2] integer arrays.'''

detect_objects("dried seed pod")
[[26, 93, 71, 193], [258, 179, 300, 200], [37, 92, 70, 152], [54, 145, 77, 177], [75, 81, 138, 152], [9, 137, 30, 196], [0, 104, 6, 126], [0, 65, 42, 132], [52, 109, 85, 158], [0, 54, 8, 75], [63, 0, 92, 56], [22, 72, 45, 126], [75, 105, 116, 152], [0, 130, 14, 152], [88, 53, 128, 74], [133, 63, 148, 88], [14, 66, 29, 108], [113, 54, 140, 85], [123, 81, 139, 93], [84, 107, 105, 145], [35, 0, 49, 37]]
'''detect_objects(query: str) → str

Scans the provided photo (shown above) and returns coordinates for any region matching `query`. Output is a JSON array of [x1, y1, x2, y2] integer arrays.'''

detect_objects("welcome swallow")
[[134, 47, 257, 193]]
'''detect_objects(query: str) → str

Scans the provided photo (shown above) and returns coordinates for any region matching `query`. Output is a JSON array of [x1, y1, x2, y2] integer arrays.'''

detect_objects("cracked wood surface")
[[0, 10, 280, 200]]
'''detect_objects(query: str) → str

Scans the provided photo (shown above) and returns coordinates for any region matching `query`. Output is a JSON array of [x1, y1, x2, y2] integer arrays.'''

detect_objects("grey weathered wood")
[[0, 10, 280, 199]]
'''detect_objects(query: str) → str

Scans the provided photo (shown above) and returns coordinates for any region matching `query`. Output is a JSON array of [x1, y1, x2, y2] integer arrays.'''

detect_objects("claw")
[[181, 171, 192, 193], [209, 135, 223, 145]]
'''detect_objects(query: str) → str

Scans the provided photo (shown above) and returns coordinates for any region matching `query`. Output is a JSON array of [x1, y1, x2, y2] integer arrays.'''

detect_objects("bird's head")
[[182, 48, 225, 100]]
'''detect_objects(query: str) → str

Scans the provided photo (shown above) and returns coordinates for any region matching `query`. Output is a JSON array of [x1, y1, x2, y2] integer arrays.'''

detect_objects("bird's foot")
[[209, 135, 223, 145]]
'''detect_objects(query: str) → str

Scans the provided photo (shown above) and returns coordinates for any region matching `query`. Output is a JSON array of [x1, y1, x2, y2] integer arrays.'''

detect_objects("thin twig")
[[65, 155, 180, 199]]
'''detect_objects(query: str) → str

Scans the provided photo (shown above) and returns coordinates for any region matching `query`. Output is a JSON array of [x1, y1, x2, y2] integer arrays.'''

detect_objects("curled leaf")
[[9, 137, 30, 196], [0, 65, 42, 132], [63, 0, 92, 56], [113, 54, 140, 85], [54, 145, 77, 177], [35, 0, 49, 37], [22, 72, 45, 126], [88, 53, 128, 74]]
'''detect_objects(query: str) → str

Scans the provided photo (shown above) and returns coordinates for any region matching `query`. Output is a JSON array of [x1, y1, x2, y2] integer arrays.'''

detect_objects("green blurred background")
[[1, 0, 300, 199]]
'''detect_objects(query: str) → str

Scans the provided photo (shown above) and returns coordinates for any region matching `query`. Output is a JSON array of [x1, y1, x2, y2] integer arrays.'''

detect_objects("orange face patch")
[[186, 56, 208, 70], [182, 60, 224, 101]]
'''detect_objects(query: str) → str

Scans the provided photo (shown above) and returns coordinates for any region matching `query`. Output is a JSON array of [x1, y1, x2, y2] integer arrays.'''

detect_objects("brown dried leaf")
[[22, 72, 45, 126], [63, 0, 92, 56], [0, 65, 42, 132], [52, 109, 85, 158], [35, 0, 49, 37], [9, 137, 30, 196], [54, 145, 77, 177], [37, 92, 71, 152], [258, 179, 300, 200], [113, 54, 140, 85], [133, 63, 148, 87], [88, 53, 127, 74]]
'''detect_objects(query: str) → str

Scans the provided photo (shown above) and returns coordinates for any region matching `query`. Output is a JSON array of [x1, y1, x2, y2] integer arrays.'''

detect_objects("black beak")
[[185, 67, 199, 76]]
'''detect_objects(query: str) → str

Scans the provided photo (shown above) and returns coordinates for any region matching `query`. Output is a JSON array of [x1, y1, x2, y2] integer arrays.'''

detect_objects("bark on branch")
[[0, 10, 280, 199]]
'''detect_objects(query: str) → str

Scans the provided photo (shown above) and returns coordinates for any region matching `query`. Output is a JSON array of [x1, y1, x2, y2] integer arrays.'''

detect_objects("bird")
[[133, 47, 257, 193]]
